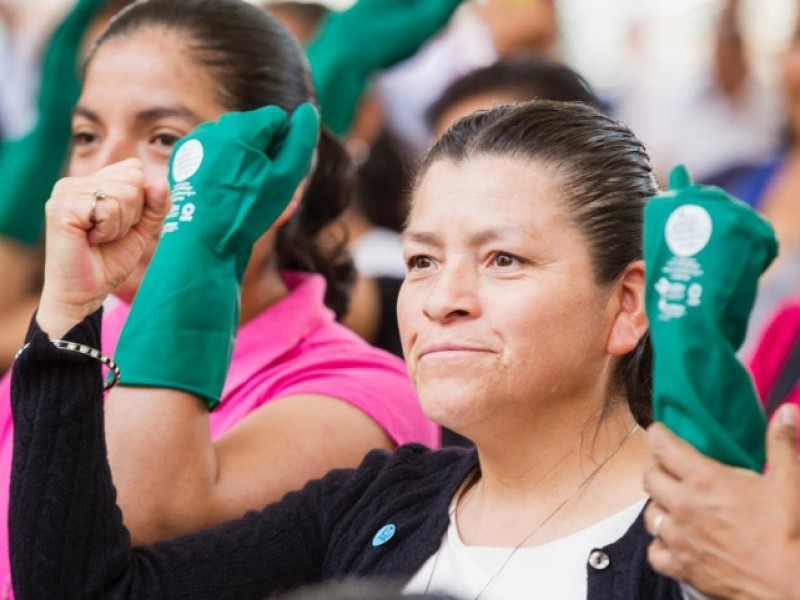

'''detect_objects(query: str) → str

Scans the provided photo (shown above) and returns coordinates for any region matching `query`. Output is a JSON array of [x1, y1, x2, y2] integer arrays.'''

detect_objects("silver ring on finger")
[[90, 189, 108, 223], [652, 512, 666, 541]]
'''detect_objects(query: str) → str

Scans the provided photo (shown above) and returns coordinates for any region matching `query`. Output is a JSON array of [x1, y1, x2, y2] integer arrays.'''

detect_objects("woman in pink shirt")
[[0, 0, 438, 595]]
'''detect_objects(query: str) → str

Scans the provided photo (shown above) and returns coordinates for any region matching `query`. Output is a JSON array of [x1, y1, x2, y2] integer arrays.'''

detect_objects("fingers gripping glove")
[[307, 0, 463, 136], [115, 104, 320, 409], [644, 165, 778, 470], [0, 0, 105, 245]]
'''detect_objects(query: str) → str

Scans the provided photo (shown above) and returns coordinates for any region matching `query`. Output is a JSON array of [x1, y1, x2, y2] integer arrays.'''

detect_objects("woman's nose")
[[88, 134, 139, 171], [422, 261, 481, 323]]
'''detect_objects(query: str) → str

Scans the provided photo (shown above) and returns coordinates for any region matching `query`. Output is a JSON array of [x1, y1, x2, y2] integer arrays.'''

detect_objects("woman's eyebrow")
[[402, 226, 529, 246], [134, 106, 202, 125], [71, 105, 202, 125], [72, 105, 100, 122], [465, 226, 528, 246], [401, 231, 441, 245]]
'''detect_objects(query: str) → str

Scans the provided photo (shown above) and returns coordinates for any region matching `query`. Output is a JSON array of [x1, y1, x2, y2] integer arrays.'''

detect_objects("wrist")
[[36, 294, 98, 340], [115, 239, 240, 409]]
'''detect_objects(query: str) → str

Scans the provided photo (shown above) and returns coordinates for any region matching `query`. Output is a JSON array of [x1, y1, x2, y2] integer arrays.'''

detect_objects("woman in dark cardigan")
[[10, 99, 682, 599]]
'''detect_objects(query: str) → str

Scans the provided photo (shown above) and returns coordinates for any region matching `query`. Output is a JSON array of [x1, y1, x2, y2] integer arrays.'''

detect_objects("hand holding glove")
[[644, 165, 778, 471], [115, 104, 320, 408]]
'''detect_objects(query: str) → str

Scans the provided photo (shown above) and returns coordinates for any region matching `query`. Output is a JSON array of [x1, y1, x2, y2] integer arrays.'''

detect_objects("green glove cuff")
[[115, 104, 319, 409], [307, 0, 462, 135], [0, 0, 105, 245], [115, 237, 239, 409], [645, 165, 778, 470]]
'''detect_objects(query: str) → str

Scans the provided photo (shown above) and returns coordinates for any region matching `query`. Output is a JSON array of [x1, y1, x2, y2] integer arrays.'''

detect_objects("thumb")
[[138, 180, 171, 240], [766, 404, 799, 479]]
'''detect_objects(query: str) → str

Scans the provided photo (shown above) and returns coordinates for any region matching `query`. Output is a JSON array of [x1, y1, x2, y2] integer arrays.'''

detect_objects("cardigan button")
[[588, 550, 610, 570]]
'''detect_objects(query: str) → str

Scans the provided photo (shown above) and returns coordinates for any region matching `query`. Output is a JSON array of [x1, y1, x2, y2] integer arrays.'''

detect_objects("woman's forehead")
[[81, 28, 222, 117], [407, 156, 570, 236], [412, 156, 562, 210]]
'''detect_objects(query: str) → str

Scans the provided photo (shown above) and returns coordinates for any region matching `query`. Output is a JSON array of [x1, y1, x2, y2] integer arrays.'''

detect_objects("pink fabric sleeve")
[[747, 299, 800, 448]]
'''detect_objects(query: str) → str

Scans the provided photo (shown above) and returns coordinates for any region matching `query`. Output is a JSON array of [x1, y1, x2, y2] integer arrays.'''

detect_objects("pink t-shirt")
[[748, 298, 800, 438], [0, 271, 437, 597]]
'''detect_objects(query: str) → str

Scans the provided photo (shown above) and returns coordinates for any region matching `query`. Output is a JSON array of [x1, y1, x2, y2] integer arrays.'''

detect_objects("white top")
[[403, 498, 648, 600]]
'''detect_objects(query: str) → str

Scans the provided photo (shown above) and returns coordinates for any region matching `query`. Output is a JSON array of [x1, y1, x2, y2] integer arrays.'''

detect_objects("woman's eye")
[[72, 132, 97, 146], [407, 255, 435, 271], [152, 133, 181, 148], [492, 252, 519, 268]]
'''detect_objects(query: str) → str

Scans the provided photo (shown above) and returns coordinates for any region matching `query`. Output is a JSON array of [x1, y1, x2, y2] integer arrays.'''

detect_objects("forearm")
[[107, 391, 395, 545], [105, 387, 221, 544], [10, 313, 331, 598], [9, 311, 135, 598]]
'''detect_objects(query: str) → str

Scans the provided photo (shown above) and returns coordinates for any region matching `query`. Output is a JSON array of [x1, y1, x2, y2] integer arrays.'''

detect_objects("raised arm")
[[10, 315, 340, 598], [9, 105, 341, 597]]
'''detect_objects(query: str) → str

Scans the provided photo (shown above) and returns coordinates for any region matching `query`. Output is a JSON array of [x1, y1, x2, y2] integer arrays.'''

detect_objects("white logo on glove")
[[664, 204, 713, 258], [172, 140, 204, 183]]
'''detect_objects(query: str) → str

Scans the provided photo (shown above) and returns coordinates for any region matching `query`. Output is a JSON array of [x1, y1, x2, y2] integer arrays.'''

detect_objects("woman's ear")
[[607, 259, 648, 356], [270, 176, 309, 230]]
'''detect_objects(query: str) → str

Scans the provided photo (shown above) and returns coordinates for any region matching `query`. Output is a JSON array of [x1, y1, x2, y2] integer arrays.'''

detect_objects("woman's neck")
[[239, 266, 289, 325], [459, 407, 648, 547]]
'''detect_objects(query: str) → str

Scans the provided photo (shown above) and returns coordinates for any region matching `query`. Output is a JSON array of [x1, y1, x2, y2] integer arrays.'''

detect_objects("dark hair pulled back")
[[417, 100, 658, 426], [86, 0, 355, 318]]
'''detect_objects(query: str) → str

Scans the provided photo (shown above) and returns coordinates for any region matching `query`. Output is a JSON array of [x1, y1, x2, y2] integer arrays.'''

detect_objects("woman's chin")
[[419, 394, 483, 436]]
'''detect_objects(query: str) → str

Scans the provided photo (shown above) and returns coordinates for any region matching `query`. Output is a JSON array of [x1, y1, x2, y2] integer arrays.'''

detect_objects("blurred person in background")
[[616, 0, 781, 184], [700, 6, 800, 355], [378, 0, 559, 153], [426, 56, 602, 138]]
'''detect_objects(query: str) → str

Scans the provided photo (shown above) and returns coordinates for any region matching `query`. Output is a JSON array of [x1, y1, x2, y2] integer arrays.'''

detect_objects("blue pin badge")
[[372, 524, 396, 547]]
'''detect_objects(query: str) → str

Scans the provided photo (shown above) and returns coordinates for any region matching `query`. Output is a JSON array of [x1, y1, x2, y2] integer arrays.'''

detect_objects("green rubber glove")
[[0, 0, 106, 246], [644, 165, 778, 471], [307, 0, 463, 136], [115, 104, 320, 408]]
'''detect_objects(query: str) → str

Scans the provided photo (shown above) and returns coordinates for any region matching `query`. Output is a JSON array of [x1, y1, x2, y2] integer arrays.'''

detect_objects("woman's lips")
[[418, 344, 491, 359]]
